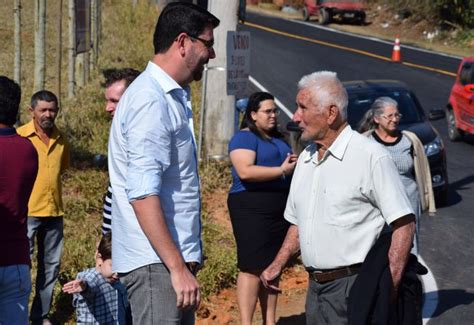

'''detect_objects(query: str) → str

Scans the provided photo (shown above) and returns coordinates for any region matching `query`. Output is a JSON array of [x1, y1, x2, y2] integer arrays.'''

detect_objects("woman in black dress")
[[227, 92, 297, 324]]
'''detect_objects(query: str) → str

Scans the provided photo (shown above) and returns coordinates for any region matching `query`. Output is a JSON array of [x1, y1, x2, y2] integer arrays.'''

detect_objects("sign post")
[[226, 31, 250, 98]]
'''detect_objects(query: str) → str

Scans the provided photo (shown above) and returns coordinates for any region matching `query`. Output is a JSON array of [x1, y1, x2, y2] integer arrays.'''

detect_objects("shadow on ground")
[[443, 174, 474, 207], [278, 313, 306, 324], [424, 289, 474, 318]]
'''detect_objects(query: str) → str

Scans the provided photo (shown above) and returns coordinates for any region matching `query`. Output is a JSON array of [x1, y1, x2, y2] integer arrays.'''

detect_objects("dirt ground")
[[196, 189, 309, 324]]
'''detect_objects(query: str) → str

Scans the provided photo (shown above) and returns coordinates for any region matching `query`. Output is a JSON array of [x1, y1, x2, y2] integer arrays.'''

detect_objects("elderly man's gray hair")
[[297, 71, 348, 121]]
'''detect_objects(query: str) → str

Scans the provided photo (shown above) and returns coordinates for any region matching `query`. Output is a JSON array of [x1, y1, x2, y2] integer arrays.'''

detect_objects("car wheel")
[[357, 11, 366, 25], [319, 8, 331, 25], [302, 7, 310, 21], [446, 108, 463, 141]]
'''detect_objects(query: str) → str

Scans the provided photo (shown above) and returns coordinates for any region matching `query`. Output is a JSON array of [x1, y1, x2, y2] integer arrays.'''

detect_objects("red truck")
[[302, 0, 366, 25], [446, 57, 474, 141]]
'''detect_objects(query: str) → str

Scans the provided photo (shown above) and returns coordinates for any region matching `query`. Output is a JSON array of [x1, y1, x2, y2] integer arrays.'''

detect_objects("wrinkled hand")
[[389, 267, 403, 303], [170, 266, 200, 310], [62, 279, 86, 294], [281, 153, 298, 176], [260, 263, 282, 293]]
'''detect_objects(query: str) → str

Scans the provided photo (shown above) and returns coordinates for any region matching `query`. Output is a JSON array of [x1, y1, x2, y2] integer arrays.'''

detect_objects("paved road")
[[240, 11, 474, 324]]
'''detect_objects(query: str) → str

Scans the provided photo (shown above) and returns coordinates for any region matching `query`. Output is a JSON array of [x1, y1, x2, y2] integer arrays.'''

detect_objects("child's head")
[[96, 232, 116, 282]]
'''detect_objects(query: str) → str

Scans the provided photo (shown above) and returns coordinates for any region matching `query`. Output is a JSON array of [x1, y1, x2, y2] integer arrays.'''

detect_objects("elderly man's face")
[[293, 88, 330, 142]]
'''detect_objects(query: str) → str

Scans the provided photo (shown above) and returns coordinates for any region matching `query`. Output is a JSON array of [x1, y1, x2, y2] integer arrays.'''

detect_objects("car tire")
[[302, 7, 310, 21], [357, 11, 366, 25], [446, 108, 463, 141], [319, 8, 331, 25]]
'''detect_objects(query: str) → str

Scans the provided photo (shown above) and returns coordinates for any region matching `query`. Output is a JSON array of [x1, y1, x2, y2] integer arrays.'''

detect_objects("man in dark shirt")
[[0, 76, 38, 325]]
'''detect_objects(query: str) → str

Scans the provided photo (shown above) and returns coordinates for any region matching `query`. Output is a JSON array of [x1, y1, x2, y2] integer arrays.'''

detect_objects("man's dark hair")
[[0, 76, 21, 126], [241, 91, 284, 139], [30, 90, 58, 109], [102, 68, 140, 88], [97, 231, 112, 260], [153, 2, 220, 54]]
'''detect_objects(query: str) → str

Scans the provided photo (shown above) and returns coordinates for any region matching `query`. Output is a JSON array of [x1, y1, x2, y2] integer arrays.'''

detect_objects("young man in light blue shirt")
[[108, 3, 219, 324]]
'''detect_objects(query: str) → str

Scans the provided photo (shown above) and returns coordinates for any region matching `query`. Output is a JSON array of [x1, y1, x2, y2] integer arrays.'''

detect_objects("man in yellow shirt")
[[17, 90, 70, 325]]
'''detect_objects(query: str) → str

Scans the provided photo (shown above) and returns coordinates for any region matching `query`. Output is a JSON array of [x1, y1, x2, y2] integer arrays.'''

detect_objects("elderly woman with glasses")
[[227, 91, 297, 325], [358, 96, 436, 255]]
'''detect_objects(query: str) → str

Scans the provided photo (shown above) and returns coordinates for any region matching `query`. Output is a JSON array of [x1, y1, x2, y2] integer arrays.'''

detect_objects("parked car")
[[302, 0, 366, 25], [287, 80, 449, 206], [446, 57, 474, 141]]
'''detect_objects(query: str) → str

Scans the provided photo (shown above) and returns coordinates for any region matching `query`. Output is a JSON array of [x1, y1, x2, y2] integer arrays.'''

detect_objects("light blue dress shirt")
[[108, 61, 201, 273]]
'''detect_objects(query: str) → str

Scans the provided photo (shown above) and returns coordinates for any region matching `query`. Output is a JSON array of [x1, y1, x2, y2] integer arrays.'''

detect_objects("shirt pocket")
[[322, 186, 364, 227]]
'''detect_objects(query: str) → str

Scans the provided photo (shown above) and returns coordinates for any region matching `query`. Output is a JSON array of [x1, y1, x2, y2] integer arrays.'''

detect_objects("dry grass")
[[1, 1, 237, 323]]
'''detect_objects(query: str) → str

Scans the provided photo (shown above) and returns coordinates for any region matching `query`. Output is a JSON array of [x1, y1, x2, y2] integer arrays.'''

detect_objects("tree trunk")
[[68, 0, 75, 98], [34, 0, 46, 92], [13, 0, 21, 85], [202, 0, 239, 160], [90, 0, 97, 70], [56, 0, 63, 105]]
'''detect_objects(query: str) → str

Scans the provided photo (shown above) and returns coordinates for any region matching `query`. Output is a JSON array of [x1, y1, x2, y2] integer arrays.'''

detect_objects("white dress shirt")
[[108, 61, 201, 273], [285, 125, 413, 269]]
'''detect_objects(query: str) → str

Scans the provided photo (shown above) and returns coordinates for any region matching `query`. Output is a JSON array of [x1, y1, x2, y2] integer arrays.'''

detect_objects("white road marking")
[[419, 255, 439, 324]]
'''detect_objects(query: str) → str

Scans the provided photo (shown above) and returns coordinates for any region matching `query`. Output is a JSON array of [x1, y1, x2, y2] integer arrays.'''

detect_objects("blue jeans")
[[28, 217, 64, 323], [0, 264, 31, 325], [120, 263, 194, 325]]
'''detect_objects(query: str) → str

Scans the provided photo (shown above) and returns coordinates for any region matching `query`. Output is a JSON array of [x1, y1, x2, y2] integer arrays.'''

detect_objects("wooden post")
[[13, 0, 21, 85], [68, 0, 75, 98], [34, 0, 46, 92], [56, 0, 63, 105]]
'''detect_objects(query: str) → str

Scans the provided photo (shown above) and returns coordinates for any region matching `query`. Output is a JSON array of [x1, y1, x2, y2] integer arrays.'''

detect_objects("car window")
[[459, 63, 473, 85], [347, 90, 424, 129]]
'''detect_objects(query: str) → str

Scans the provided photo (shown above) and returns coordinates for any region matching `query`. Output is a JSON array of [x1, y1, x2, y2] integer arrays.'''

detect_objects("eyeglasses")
[[188, 35, 214, 49], [380, 113, 403, 120], [259, 108, 280, 116]]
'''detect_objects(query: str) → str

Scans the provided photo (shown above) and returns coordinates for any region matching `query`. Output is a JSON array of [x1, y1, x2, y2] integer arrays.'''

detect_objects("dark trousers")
[[306, 274, 358, 325]]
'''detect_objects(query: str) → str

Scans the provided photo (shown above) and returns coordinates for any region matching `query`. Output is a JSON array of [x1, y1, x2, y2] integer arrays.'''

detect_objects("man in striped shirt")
[[102, 68, 140, 234]]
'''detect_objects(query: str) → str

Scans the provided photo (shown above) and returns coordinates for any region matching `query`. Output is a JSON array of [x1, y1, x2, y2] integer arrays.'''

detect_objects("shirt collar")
[[303, 124, 353, 164], [327, 124, 353, 161], [21, 120, 61, 140], [0, 127, 16, 135], [146, 61, 187, 95]]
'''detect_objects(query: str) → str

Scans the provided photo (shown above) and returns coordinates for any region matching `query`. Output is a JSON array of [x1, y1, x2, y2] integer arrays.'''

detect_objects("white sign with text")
[[226, 31, 250, 97]]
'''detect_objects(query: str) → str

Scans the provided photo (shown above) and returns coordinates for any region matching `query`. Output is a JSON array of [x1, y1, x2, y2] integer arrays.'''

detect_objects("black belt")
[[307, 264, 361, 284]]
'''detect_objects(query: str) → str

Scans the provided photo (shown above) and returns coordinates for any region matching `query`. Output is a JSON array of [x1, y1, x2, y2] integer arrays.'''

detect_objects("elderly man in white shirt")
[[260, 71, 415, 324], [108, 3, 219, 324]]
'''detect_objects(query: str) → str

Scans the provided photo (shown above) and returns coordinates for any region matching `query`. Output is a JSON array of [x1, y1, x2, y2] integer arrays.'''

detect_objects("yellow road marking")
[[244, 21, 457, 77]]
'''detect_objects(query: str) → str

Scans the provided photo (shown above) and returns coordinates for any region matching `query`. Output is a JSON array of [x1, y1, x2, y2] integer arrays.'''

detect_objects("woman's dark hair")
[[240, 92, 283, 139], [97, 232, 112, 260]]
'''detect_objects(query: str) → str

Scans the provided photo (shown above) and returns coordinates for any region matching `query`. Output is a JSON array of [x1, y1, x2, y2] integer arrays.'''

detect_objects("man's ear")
[[28, 106, 34, 117], [327, 104, 339, 125], [176, 32, 188, 55]]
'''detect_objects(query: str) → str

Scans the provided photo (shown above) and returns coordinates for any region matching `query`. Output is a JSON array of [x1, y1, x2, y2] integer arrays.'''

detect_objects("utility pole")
[[203, 0, 239, 160]]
